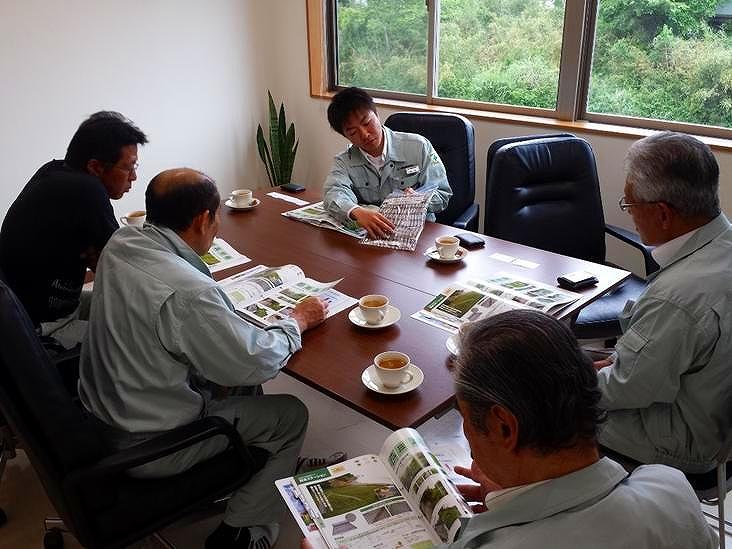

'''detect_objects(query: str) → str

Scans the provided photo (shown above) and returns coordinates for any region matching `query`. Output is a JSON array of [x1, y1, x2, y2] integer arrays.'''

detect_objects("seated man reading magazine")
[[301, 310, 716, 549]]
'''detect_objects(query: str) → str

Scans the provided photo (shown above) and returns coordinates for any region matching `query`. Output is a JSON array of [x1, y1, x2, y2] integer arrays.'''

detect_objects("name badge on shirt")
[[405, 165, 420, 175]]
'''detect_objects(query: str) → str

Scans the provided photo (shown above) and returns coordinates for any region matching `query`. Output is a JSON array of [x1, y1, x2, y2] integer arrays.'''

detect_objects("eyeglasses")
[[110, 162, 139, 176], [618, 195, 660, 212]]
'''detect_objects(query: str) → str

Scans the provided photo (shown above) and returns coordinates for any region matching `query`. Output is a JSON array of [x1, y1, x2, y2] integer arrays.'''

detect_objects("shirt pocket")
[[389, 172, 420, 190], [351, 167, 381, 204], [618, 326, 649, 376]]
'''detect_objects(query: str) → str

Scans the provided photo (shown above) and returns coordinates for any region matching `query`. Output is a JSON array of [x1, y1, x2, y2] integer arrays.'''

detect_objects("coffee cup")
[[374, 351, 413, 389], [359, 294, 389, 325], [120, 210, 146, 227], [230, 189, 253, 207], [435, 235, 460, 259]]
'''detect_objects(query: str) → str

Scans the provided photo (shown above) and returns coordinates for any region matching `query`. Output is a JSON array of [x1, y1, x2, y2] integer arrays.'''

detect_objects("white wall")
[[2, 0, 730, 275], [0, 0, 267, 220], [258, 0, 732, 274]]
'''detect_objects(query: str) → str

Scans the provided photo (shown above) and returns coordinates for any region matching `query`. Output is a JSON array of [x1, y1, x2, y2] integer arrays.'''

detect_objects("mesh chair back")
[[484, 135, 606, 264], [384, 112, 476, 226]]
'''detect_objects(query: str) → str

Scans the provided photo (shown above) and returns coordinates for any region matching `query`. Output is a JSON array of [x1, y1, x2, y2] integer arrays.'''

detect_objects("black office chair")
[[0, 277, 269, 549], [685, 431, 732, 549], [483, 134, 658, 340], [384, 112, 479, 231]]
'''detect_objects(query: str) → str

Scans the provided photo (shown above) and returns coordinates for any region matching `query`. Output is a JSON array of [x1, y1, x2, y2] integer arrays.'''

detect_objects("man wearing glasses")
[[596, 131, 732, 475], [0, 111, 147, 348]]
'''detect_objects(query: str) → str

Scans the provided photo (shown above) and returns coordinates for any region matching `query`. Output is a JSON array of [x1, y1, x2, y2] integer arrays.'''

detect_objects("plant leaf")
[[256, 124, 275, 186], [267, 90, 281, 184], [278, 102, 288, 184]]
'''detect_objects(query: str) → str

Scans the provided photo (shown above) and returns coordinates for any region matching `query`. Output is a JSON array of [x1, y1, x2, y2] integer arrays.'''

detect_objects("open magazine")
[[201, 238, 251, 273], [276, 428, 472, 549], [282, 201, 367, 239], [412, 272, 581, 334], [218, 264, 356, 328]]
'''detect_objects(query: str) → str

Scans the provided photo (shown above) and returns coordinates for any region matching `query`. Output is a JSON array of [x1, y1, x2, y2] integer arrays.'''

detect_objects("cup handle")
[[377, 309, 386, 321], [401, 371, 414, 385], [120, 217, 128, 225]]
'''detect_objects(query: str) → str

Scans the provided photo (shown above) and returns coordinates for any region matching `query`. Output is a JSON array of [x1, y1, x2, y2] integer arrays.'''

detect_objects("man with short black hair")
[[0, 111, 147, 347], [322, 87, 452, 238], [447, 311, 715, 548], [596, 131, 732, 474], [80, 168, 328, 549]]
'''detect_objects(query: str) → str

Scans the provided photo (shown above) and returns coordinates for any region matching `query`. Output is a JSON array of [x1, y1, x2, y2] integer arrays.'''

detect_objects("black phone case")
[[454, 233, 485, 249], [281, 183, 305, 192]]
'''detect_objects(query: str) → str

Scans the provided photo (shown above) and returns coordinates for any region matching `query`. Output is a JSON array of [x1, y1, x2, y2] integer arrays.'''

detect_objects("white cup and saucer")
[[425, 235, 467, 263], [361, 351, 424, 394], [348, 294, 401, 329], [225, 189, 260, 210], [120, 210, 146, 227]]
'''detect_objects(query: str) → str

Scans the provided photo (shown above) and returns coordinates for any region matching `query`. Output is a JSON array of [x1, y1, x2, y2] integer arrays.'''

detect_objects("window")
[[586, 0, 732, 130], [323, 0, 732, 138]]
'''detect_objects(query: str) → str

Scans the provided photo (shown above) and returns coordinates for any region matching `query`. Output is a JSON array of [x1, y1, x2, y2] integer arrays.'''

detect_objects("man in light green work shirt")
[[322, 87, 452, 239], [79, 168, 328, 549], [596, 131, 732, 474]]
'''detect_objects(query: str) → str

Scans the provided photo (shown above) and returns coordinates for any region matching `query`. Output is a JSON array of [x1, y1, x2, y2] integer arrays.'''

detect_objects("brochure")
[[218, 264, 357, 328], [412, 272, 581, 334], [276, 428, 472, 549], [201, 238, 251, 273], [282, 201, 367, 239], [362, 192, 432, 252]]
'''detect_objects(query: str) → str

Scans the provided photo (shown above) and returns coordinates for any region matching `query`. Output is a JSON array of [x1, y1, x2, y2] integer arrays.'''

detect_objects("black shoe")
[[296, 451, 348, 473], [205, 522, 278, 549]]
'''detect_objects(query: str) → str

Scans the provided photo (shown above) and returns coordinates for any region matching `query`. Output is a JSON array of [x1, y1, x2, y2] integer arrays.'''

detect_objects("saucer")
[[361, 363, 424, 395], [424, 246, 468, 263], [445, 334, 459, 356], [225, 198, 260, 210], [348, 305, 401, 329]]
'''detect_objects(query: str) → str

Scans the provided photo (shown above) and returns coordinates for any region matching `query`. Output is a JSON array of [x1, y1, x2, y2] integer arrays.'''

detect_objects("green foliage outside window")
[[335, 0, 732, 129]]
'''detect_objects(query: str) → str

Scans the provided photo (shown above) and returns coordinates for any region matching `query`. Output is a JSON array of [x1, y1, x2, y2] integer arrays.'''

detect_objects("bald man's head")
[[146, 168, 220, 232]]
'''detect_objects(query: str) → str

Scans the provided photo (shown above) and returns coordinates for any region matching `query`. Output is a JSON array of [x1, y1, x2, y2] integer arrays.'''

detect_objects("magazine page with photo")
[[412, 272, 580, 334], [218, 264, 356, 328], [276, 428, 472, 549]]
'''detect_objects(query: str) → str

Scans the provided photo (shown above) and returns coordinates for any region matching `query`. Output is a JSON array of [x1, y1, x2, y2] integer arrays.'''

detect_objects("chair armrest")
[[605, 224, 659, 275], [452, 203, 479, 231], [69, 416, 249, 483]]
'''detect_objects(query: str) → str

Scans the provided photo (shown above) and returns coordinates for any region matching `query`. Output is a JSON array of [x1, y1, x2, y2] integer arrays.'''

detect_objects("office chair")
[[483, 134, 658, 341], [685, 431, 732, 549], [384, 112, 479, 231], [0, 276, 269, 549]]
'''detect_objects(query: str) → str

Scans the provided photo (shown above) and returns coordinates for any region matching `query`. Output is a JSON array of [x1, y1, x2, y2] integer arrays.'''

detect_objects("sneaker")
[[296, 451, 348, 473], [205, 521, 279, 549]]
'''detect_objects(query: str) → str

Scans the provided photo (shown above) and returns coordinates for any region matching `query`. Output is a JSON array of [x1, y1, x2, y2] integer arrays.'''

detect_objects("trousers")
[[100, 393, 308, 527]]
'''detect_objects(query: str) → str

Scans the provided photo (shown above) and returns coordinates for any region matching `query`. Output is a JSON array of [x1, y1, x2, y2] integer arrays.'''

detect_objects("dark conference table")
[[214, 190, 630, 430]]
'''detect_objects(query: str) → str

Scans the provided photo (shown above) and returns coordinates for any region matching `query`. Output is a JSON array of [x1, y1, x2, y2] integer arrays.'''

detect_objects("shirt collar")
[[141, 224, 213, 279], [650, 228, 699, 268], [456, 458, 628, 547], [649, 214, 731, 275]]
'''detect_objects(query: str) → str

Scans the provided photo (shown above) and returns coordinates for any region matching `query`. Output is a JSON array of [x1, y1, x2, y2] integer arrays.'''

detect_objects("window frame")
[[308, 0, 731, 142]]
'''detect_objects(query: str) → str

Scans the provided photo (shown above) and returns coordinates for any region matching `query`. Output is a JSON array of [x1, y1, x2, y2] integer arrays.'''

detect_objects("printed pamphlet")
[[276, 428, 472, 549], [282, 201, 367, 239], [201, 238, 251, 273], [412, 272, 581, 334], [362, 192, 432, 252], [218, 264, 356, 328]]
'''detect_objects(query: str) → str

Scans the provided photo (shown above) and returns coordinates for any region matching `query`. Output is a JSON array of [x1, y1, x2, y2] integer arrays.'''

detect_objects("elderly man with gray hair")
[[596, 131, 732, 474], [301, 311, 716, 549]]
